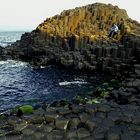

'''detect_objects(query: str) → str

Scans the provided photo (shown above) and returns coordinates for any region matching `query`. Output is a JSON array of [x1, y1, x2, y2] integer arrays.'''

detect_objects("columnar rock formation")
[[4, 3, 140, 74]]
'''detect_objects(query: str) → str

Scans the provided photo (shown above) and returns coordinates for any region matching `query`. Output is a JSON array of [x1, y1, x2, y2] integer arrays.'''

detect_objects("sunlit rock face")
[[4, 3, 140, 73]]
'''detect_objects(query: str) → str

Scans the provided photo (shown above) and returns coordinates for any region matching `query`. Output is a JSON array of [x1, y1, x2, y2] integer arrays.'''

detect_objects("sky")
[[0, 0, 139, 31]]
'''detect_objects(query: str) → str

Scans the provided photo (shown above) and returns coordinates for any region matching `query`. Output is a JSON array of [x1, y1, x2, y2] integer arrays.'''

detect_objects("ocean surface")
[[0, 31, 25, 47], [0, 32, 99, 112]]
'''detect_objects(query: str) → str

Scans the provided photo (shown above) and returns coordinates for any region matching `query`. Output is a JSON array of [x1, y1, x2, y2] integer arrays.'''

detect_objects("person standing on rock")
[[118, 18, 125, 35], [108, 23, 119, 38]]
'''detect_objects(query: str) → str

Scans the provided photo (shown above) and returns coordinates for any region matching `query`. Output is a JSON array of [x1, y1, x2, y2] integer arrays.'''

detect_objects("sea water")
[[0, 32, 98, 112], [0, 31, 24, 47]]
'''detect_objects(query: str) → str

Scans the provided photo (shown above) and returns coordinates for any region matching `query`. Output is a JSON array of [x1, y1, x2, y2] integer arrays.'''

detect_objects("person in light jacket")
[[108, 23, 119, 38]]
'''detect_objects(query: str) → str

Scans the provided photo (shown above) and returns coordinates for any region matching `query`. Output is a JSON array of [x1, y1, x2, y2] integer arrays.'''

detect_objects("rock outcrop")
[[4, 3, 140, 74]]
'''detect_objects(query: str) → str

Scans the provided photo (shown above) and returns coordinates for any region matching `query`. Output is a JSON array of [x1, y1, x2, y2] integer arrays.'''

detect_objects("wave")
[[0, 31, 25, 47], [0, 60, 27, 67], [59, 80, 87, 86], [0, 42, 13, 47]]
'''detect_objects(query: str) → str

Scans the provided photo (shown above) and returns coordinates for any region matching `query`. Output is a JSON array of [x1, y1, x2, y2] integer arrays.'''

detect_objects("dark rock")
[[134, 134, 140, 140], [33, 131, 45, 139], [5, 135, 21, 140], [97, 104, 112, 113], [27, 115, 45, 124], [85, 104, 98, 114], [101, 118, 115, 128], [104, 131, 120, 140], [79, 112, 92, 123], [55, 117, 69, 130], [17, 109, 23, 117], [81, 136, 95, 140], [107, 111, 123, 122], [121, 134, 135, 140], [85, 120, 97, 131], [132, 116, 140, 124], [95, 112, 106, 118], [22, 125, 35, 136], [52, 129, 65, 139], [65, 130, 78, 139], [68, 118, 80, 129], [71, 104, 85, 113], [92, 127, 109, 139], [77, 128, 90, 139], [125, 88, 137, 94], [44, 112, 59, 123], [129, 124, 140, 133], [56, 107, 71, 116]]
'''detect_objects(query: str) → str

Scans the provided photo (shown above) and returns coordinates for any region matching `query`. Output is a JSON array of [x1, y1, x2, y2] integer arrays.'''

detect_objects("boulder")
[[55, 117, 69, 130], [77, 128, 90, 139]]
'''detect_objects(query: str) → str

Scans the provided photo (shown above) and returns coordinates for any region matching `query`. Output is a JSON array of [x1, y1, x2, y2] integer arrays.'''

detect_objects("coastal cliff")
[[0, 3, 140, 140], [4, 3, 140, 74]]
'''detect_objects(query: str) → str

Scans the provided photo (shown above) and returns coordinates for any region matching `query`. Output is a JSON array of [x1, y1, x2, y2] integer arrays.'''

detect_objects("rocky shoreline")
[[0, 2, 140, 140], [2, 3, 140, 73], [0, 69, 140, 140]]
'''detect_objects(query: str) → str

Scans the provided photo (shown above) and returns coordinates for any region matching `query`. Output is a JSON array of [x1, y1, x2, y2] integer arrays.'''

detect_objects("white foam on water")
[[0, 61, 9, 65], [0, 42, 10, 47], [40, 66, 46, 69], [0, 31, 24, 47], [0, 60, 27, 68], [59, 80, 87, 86]]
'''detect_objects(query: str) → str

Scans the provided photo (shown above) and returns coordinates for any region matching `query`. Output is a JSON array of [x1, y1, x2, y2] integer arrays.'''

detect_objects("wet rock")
[[104, 131, 120, 140], [85, 104, 98, 113], [92, 127, 108, 139], [65, 129, 78, 139], [44, 133, 53, 140], [91, 117, 102, 125], [55, 117, 69, 130], [44, 112, 59, 123], [14, 120, 28, 131], [26, 115, 45, 124], [109, 126, 122, 135], [5, 130, 21, 136], [95, 112, 106, 118], [56, 107, 71, 116], [132, 116, 140, 124], [115, 124, 129, 134], [69, 138, 78, 140], [5, 135, 21, 140], [81, 136, 95, 140], [101, 118, 115, 128], [7, 116, 21, 126], [122, 110, 134, 118], [121, 134, 135, 140], [107, 111, 123, 122], [85, 120, 97, 131], [77, 128, 90, 139], [71, 104, 85, 114], [129, 124, 140, 133], [22, 125, 35, 136], [125, 79, 140, 88], [125, 88, 137, 94], [22, 135, 35, 140], [79, 112, 92, 123], [0, 125, 14, 136], [97, 104, 112, 113], [52, 129, 65, 139], [134, 64, 140, 70], [68, 118, 80, 129], [44, 125, 54, 133], [34, 131, 45, 139]]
